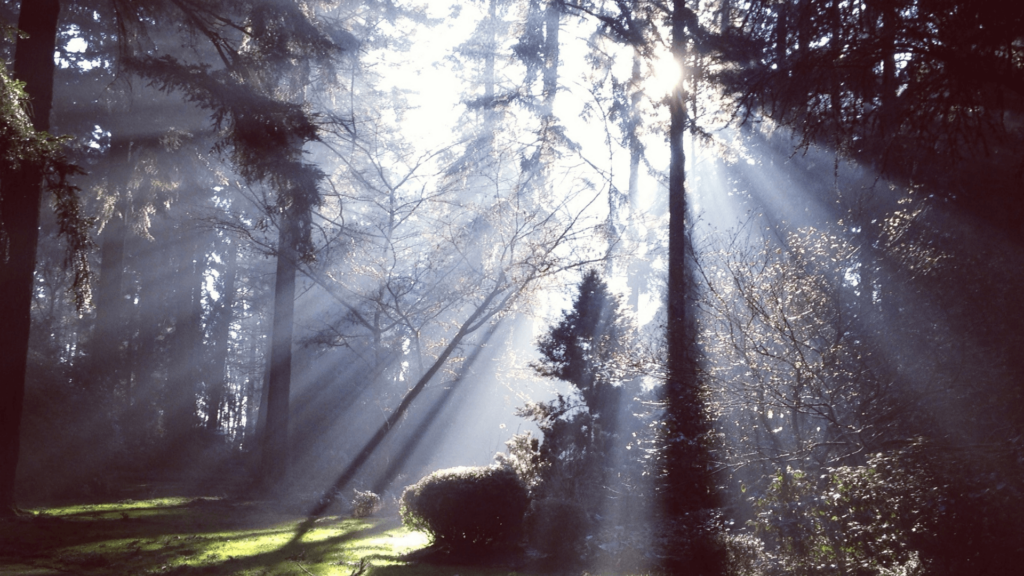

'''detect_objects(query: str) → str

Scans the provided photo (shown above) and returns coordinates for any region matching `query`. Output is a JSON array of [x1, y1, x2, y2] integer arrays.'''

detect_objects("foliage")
[[750, 444, 1024, 576], [494, 432, 546, 489], [399, 465, 529, 550], [699, 140, 1024, 575], [532, 269, 633, 404], [510, 269, 661, 567], [714, 0, 1024, 239], [350, 489, 382, 518], [718, 532, 770, 576], [0, 59, 92, 309], [520, 270, 645, 508], [524, 497, 589, 564]]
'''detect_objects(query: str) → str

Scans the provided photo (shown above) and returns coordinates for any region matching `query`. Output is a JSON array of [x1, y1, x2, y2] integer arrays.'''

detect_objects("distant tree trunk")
[[482, 0, 499, 141], [259, 191, 306, 492], [875, 0, 898, 143], [126, 233, 173, 454], [206, 238, 237, 433], [661, 0, 722, 573], [541, 0, 561, 116], [164, 224, 207, 463], [623, 50, 644, 306], [253, 343, 272, 451], [92, 136, 132, 404], [0, 0, 60, 516], [525, 0, 561, 195]]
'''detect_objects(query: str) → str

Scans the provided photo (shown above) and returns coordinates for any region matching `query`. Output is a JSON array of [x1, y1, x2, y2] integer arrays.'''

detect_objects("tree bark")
[[259, 201, 301, 493], [661, 1, 722, 573], [0, 0, 60, 516]]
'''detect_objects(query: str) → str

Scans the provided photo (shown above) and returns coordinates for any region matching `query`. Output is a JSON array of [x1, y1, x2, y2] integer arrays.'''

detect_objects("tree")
[[659, 1, 723, 573], [1, 0, 91, 515], [534, 271, 626, 400], [715, 0, 1024, 242], [522, 269, 642, 512], [553, 1, 723, 569], [121, 0, 348, 493]]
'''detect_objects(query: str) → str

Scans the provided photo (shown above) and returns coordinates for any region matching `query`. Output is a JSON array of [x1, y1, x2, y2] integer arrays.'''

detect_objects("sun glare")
[[647, 50, 683, 97], [11, 1, 1020, 574]]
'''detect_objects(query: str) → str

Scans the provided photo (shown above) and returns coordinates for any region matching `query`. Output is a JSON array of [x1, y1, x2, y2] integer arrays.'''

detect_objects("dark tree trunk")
[[876, 0, 898, 141], [661, 1, 723, 573], [260, 204, 301, 492], [126, 232, 173, 455], [0, 0, 60, 516]]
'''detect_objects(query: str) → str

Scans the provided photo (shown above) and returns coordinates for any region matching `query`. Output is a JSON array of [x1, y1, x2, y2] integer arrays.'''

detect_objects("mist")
[[3, 1, 1023, 575]]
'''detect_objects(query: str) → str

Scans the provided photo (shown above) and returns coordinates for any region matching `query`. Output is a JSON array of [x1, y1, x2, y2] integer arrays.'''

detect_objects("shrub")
[[400, 465, 529, 550], [719, 532, 771, 576], [525, 498, 589, 562], [351, 490, 381, 518]]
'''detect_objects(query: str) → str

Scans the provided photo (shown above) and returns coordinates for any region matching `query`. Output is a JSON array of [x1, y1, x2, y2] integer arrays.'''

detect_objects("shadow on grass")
[[0, 497, 420, 576]]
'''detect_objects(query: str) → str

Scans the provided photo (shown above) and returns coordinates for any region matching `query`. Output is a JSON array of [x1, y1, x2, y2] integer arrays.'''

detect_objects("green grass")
[[0, 496, 498, 576], [0, 497, 661, 575]]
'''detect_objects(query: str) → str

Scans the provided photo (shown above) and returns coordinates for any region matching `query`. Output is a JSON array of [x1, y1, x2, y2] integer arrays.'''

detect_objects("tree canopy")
[[2, 1, 1023, 574]]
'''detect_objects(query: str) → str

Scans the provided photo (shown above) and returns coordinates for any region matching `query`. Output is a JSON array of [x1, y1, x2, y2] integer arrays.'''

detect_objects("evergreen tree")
[[1, 0, 91, 516], [523, 270, 638, 512], [533, 269, 628, 420]]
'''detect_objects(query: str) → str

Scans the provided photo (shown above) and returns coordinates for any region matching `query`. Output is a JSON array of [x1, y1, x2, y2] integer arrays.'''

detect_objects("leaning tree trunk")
[[661, 1, 723, 573], [0, 0, 60, 516]]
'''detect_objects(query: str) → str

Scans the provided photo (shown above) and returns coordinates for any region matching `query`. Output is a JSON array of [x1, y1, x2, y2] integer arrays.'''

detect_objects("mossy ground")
[[0, 496, 533, 576]]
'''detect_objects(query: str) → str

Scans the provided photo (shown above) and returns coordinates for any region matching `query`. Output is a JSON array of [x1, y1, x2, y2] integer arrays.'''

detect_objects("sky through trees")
[[2, 1, 1023, 574]]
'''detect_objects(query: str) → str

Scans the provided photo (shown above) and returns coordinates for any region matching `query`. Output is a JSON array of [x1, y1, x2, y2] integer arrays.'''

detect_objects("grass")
[[0, 496, 525, 576]]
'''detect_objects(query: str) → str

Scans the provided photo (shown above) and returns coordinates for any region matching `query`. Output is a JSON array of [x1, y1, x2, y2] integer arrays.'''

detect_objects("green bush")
[[400, 465, 529, 550], [350, 490, 381, 518]]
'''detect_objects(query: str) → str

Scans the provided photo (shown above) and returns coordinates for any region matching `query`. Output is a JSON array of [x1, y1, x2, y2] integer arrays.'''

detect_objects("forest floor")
[[0, 495, 549, 576]]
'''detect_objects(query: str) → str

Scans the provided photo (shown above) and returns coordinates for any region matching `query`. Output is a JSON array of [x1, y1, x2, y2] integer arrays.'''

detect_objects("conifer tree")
[[1, 0, 91, 515]]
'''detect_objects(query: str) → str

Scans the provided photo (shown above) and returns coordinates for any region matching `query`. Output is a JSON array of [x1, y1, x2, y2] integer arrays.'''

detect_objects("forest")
[[1, 1, 1023, 575]]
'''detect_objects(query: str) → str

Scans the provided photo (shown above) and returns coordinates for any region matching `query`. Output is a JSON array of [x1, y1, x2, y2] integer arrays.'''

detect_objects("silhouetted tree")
[[1, 0, 91, 515], [524, 270, 638, 508], [660, 1, 723, 573]]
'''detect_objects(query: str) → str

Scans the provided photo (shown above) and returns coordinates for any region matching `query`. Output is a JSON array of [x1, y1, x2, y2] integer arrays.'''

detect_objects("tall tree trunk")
[[126, 233, 172, 457], [164, 224, 207, 465], [876, 0, 898, 143], [541, 0, 561, 116], [92, 136, 132, 404], [206, 237, 238, 433], [661, 1, 722, 573], [260, 197, 303, 492], [525, 0, 561, 196], [0, 0, 60, 516], [482, 0, 499, 142], [625, 50, 644, 309]]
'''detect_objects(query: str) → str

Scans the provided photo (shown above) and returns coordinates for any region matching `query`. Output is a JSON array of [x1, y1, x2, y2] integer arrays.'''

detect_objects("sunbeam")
[[5, 1, 1023, 575]]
